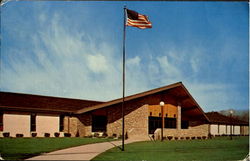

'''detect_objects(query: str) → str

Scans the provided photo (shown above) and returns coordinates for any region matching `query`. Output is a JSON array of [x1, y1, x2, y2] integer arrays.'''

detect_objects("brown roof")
[[205, 112, 248, 125], [0, 92, 103, 113], [75, 82, 210, 122]]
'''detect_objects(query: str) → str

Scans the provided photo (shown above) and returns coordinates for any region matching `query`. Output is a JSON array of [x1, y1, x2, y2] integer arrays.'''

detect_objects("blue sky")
[[0, 1, 248, 112]]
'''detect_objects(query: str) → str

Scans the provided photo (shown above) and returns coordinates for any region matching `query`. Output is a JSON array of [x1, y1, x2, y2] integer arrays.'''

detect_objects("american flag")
[[126, 9, 152, 29]]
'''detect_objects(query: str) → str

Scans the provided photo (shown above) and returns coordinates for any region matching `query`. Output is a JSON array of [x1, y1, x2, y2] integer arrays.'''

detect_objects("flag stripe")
[[127, 20, 152, 25]]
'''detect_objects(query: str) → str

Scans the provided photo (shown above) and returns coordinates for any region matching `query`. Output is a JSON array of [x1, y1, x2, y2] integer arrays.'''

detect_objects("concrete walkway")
[[27, 138, 146, 160]]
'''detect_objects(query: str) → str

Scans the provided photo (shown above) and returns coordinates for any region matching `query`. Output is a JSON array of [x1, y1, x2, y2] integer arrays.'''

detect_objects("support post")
[[177, 103, 181, 130]]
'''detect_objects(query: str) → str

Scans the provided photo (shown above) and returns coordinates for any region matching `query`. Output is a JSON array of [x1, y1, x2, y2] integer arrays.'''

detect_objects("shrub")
[[186, 137, 190, 140], [31, 132, 37, 137], [197, 136, 202, 140], [64, 133, 71, 137], [112, 133, 117, 138], [84, 135, 92, 138], [75, 131, 80, 137], [102, 132, 108, 138], [208, 133, 213, 139], [167, 136, 173, 140], [180, 137, 184, 140], [54, 132, 60, 137], [3, 132, 10, 137], [191, 137, 196, 140], [118, 135, 123, 139], [125, 132, 128, 140], [108, 136, 114, 139], [16, 134, 24, 137], [174, 137, 179, 140], [202, 136, 207, 139], [93, 133, 99, 137], [44, 133, 50, 137]]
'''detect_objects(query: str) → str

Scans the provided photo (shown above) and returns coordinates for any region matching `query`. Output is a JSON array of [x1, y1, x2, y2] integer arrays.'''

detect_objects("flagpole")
[[122, 5, 126, 151]]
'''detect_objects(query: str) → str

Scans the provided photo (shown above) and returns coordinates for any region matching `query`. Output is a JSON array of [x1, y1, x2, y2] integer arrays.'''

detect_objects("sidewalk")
[[27, 138, 146, 160]]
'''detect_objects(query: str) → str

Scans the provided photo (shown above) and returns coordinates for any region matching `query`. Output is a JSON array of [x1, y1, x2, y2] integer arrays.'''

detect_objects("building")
[[206, 112, 249, 136], [0, 92, 102, 137], [0, 82, 248, 138]]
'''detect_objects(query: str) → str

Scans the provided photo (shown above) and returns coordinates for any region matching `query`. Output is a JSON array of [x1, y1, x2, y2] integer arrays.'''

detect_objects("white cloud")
[[127, 56, 141, 66], [156, 55, 182, 83], [86, 54, 109, 73]]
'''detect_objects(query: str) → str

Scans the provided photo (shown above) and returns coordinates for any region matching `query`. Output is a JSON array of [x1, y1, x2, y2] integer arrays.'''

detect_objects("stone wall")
[[77, 113, 92, 137], [107, 104, 149, 139], [154, 124, 209, 140]]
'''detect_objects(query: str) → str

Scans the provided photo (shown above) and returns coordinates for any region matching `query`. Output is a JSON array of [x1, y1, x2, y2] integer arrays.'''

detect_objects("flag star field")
[[0, 1, 248, 112]]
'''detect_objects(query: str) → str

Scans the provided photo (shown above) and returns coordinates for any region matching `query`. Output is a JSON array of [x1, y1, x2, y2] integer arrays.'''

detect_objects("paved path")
[[27, 138, 146, 160]]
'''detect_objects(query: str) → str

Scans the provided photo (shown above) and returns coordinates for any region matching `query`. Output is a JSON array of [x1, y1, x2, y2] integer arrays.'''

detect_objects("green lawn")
[[0, 137, 115, 160], [93, 136, 249, 161]]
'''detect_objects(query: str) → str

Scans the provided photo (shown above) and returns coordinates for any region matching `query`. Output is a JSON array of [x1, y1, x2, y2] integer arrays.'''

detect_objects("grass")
[[0, 137, 115, 160], [93, 136, 249, 161]]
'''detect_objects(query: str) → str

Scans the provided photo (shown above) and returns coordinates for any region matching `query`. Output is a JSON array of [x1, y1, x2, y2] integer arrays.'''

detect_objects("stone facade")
[[72, 102, 149, 139], [77, 113, 92, 137], [106, 104, 148, 139]]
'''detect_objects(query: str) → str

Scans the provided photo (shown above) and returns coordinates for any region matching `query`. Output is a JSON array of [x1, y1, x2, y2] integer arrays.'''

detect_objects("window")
[[165, 114, 168, 117], [30, 114, 36, 131], [165, 118, 176, 128], [0, 112, 3, 131], [148, 116, 162, 134], [159, 113, 161, 117], [92, 115, 107, 132], [150, 112, 152, 116], [181, 120, 189, 129], [174, 114, 176, 118], [59, 115, 65, 132]]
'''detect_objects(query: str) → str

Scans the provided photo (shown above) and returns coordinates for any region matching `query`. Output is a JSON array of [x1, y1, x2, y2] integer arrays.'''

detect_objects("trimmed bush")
[[16, 134, 24, 137], [84, 135, 92, 138], [75, 131, 80, 137], [125, 132, 128, 140], [108, 136, 114, 139], [118, 135, 123, 139], [102, 132, 108, 138], [191, 137, 196, 140], [64, 133, 71, 137], [93, 133, 99, 137], [54, 132, 60, 137], [3, 132, 10, 137], [202, 136, 207, 139], [197, 136, 202, 140], [208, 133, 213, 139], [44, 133, 50, 137], [180, 137, 184, 140], [174, 137, 179, 140], [31, 132, 37, 137], [167, 136, 173, 140], [186, 137, 190, 140]]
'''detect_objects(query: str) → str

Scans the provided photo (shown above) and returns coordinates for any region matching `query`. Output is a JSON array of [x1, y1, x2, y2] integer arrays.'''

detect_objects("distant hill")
[[217, 109, 249, 122]]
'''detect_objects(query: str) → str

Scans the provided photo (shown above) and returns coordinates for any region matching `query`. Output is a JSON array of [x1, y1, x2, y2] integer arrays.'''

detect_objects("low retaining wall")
[[154, 124, 209, 140]]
